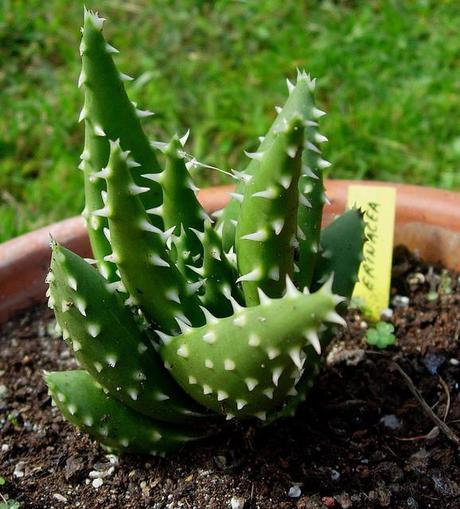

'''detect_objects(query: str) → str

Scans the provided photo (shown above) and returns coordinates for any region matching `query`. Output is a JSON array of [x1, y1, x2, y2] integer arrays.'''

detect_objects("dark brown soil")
[[1, 247, 459, 509]]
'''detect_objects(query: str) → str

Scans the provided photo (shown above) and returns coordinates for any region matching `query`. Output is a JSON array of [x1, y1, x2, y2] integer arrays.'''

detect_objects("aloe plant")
[[45, 8, 365, 456]]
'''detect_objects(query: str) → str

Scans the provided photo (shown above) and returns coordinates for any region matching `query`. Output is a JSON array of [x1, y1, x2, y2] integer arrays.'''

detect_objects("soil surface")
[[1, 247, 459, 509]]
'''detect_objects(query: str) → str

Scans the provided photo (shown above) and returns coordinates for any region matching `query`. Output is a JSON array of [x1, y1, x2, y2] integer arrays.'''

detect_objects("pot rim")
[[1, 179, 459, 323]]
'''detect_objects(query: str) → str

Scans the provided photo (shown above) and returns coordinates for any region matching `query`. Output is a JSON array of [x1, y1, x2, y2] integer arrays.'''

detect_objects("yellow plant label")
[[347, 185, 396, 321]]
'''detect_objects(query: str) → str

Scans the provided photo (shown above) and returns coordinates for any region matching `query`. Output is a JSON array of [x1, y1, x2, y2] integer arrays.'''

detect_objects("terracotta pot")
[[1, 180, 459, 324]]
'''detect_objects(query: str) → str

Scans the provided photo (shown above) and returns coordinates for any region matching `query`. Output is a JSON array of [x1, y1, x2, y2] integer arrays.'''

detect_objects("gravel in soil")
[[1, 247, 459, 509]]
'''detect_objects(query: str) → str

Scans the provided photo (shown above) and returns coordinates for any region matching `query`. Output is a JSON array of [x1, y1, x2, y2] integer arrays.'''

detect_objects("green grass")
[[1, 0, 460, 241]]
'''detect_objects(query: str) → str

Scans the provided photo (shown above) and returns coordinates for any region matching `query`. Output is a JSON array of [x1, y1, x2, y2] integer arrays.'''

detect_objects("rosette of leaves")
[[45, 9, 365, 456]]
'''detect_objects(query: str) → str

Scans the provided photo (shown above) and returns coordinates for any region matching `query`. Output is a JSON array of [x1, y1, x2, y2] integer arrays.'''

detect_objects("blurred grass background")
[[1, 0, 460, 241]]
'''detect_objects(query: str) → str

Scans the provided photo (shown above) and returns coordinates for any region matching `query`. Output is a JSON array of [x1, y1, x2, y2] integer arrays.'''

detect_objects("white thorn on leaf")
[[78, 106, 86, 122], [255, 411, 267, 421], [266, 347, 280, 360], [224, 359, 236, 371], [241, 230, 267, 242], [146, 205, 163, 216], [244, 150, 264, 161], [229, 192, 244, 203], [257, 287, 271, 305], [326, 310, 347, 326], [289, 346, 305, 369], [150, 254, 169, 267], [302, 165, 319, 179], [236, 399, 247, 410], [306, 329, 321, 354], [272, 367, 283, 386], [105, 43, 119, 54], [175, 317, 192, 335], [236, 267, 262, 283], [139, 219, 163, 234], [252, 187, 277, 200], [200, 306, 219, 325], [187, 280, 205, 295], [150, 140, 169, 151], [248, 333, 260, 347], [228, 295, 243, 313], [263, 388, 274, 399], [285, 275, 299, 298], [179, 129, 190, 147], [297, 225, 306, 240], [166, 288, 181, 304], [286, 145, 297, 158], [93, 124, 105, 137], [279, 176, 292, 190], [318, 159, 331, 169], [315, 133, 328, 143], [176, 344, 189, 358], [231, 169, 252, 183], [245, 378, 258, 391], [127, 159, 141, 168], [136, 108, 154, 118], [321, 274, 334, 294], [67, 276, 77, 291], [78, 70, 86, 88], [103, 253, 119, 264], [154, 329, 173, 345], [233, 314, 246, 327], [217, 390, 229, 401], [286, 78, 295, 94], [203, 331, 216, 344], [306, 141, 321, 154], [275, 106, 282, 114], [92, 207, 110, 218], [272, 219, 284, 235], [141, 173, 162, 182], [299, 193, 312, 208], [186, 264, 205, 277], [312, 107, 326, 118], [129, 183, 150, 196], [119, 72, 134, 81]]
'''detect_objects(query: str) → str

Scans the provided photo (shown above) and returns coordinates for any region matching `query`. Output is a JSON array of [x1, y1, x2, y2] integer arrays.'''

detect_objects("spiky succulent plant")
[[45, 9, 365, 456]]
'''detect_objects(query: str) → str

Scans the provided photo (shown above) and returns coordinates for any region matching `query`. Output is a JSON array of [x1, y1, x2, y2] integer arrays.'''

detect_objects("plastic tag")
[[347, 185, 396, 321]]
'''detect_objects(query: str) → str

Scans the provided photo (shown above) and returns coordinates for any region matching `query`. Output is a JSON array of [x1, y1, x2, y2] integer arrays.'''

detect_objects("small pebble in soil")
[[13, 461, 25, 478], [380, 307, 393, 320], [407, 272, 425, 288], [449, 358, 460, 366], [53, 493, 68, 503], [0, 385, 8, 400], [380, 414, 402, 430], [392, 295, 409, 308], [288, 484, 302, 498], [92, 477, 104, 488], [230, 496, 246, 509], [330, 469, 341, 481], [406, 497, 419, 509], [422, 351, 446, 375]]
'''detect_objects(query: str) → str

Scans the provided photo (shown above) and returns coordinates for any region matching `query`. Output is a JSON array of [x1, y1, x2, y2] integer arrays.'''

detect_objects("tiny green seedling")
[[366, 322, 396, 349], [45, 8, 366, 456]]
